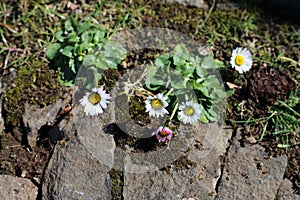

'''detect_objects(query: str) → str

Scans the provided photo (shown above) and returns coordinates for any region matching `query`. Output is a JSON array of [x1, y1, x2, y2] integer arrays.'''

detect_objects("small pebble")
[[246, 136, 257, 144], [21, 170, 27, 178]]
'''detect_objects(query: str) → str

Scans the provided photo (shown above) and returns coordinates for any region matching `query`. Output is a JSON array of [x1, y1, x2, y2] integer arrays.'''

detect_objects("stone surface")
[[164, 0, 208, 9], [42, 136, 113, 200], [0, 175, 38, 200], [0, 77, 5, 134], [123, 122, 231, 200], [42, 94, 116, 200], [278, 179, 300, 200], [0, 93, 4, 134], [163, 0, 239, 11], [216, 130, 288, 200], [23, 99, 69, 147]]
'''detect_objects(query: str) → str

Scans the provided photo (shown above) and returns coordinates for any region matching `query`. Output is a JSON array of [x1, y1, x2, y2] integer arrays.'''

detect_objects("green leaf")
[[145, 65, 160, 89], [277, 144, 290, 148], [81, 32, 93, 45], [182, 63, 195, 77], [104, 47, 120, 58], [155, 55, 170, 69], [191, 79, 209, 97], [146, 65, 157, 79], [174, 44, 190, 61], [60, 46, 74, 58], [199, 114, 209, 123], [83, 54, 95, 65], [213, 89, 227, 99], [195, 65, 207, 77], [74, 44, 83, 56], [60, 79, 74, 87], [67, 34, 78, 43], [173, 54, 187, 66], [46, 43, 62, 60], [104, 40, 127, 59], [94, 30, 105, 44], [96, 72, 102, 82], [201, 55, 215, 69], [206, 75, 220, 90], [145, 75, 165, 90], [170, 70, 189, 89], [215, 59, 225, 69], [55, 30, 65, 42], [69, 59, 76, 73], [173, 89, 187, 96], [85, 82, 95, 90], [226, 89, 235, 98], [95, 59, 109, 70], [170, 78, 185, 89], [64, 20, 74, 31], [206, 106, 221, 121], [104, 57, 119, 69], [77, 22, 92, 35]]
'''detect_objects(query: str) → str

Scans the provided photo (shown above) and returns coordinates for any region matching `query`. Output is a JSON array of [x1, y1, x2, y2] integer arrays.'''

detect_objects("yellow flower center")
[[151, 99, 163, 109], [88, 92, 101, 105], [184, 106, 194, 116], [159, 131, 169, 137], [235, 55, 245, 66]]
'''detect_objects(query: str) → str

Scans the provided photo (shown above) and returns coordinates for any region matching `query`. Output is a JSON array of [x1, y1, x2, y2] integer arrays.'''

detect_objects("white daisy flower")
[[178, 101, 201, 124], [230, 47, 253, 74], [79, 86, 111, 116], [145, 93, 169, 117]]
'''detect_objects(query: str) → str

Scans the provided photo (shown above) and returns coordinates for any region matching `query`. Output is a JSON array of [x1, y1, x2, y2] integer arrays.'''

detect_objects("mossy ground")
[[0, 0, 299, 198]]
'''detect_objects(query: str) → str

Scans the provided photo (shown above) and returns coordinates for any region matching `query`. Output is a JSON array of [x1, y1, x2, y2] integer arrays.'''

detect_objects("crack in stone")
[[214, 128, 238, 196]]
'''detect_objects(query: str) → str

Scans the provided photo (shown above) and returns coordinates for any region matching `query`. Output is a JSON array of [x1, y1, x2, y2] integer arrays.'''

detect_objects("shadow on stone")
[[103, 123, 157, 153]]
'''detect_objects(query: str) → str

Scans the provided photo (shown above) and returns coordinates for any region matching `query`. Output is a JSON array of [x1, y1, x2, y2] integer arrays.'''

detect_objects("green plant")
[[238, 84, 300, 149], [145, 44, 233, 123], [46, 17, 127, 86]]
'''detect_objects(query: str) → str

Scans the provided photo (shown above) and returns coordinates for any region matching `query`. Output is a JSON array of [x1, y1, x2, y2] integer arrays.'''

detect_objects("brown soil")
[[249, 66, 297, 105]]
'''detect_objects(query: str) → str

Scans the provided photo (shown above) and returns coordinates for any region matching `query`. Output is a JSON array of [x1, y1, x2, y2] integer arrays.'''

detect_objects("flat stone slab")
[[23, 95, 72, 148], [216, 130, 288, 199], [123, 123, 232, 200], [42, 136, 113, 200], [41, 100, 116, 200], [0, 175, 38, 200], [278, 179, 300, 200]]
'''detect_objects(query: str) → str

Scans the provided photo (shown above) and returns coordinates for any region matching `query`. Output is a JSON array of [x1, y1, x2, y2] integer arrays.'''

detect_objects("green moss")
[[98, 68, 120, 91], [3, 55, 62, 128], [108, 168, 124, 200], [129, 95, 150, 126]]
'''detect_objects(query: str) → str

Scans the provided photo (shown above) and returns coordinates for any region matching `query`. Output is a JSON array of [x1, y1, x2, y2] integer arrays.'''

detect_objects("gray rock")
[[42, 95, 116, 200], [163, 0, 208, 9], [42, 136, 113, 200], [0, 94, 4, 134], [278, 179, 300, 200], [23, 99, 69, 147], [0, 175, 38, 200], [72, 91, 116, 169], [0, 77, 5, 134], [216, 130, 288, 200], [163, 0, 240, 11], [123, 122, 231, 200]]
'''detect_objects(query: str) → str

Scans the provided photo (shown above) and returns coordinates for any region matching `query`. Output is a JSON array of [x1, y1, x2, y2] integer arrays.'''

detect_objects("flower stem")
[[92, 68, 98, 87], [168, 101, 178, 126], [164, 88, 174, 97]]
